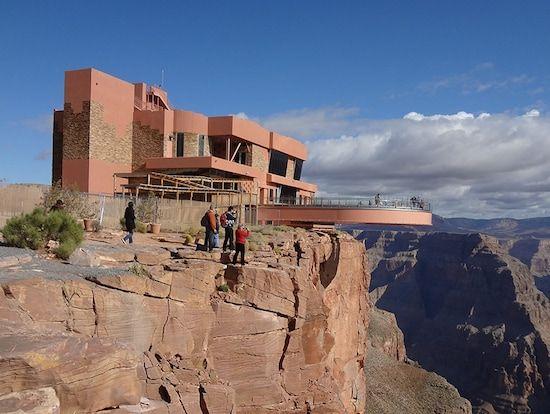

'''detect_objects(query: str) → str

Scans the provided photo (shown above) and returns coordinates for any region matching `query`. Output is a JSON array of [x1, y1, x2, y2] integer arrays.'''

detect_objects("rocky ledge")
[[0, 229, 370, 413]]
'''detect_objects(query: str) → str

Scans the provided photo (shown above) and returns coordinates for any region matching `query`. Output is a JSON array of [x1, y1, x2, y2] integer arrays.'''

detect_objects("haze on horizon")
[[1, 1, 549, 219]]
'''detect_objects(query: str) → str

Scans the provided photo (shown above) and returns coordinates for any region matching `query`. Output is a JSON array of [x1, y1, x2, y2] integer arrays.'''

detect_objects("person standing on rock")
[[201, 205, 217, 252], [122, 202, 136, 245], [233, 224, 250, 266], [221, 206, 237, 252]]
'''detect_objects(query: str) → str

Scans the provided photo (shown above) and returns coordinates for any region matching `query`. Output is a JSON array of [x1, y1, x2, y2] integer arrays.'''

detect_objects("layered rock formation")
[[360, 231, 550, 414], [0, 230, 369, 413]]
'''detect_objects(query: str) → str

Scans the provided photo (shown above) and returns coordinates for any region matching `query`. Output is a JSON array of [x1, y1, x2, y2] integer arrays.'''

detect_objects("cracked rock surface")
[[0, 229, 370, 413]]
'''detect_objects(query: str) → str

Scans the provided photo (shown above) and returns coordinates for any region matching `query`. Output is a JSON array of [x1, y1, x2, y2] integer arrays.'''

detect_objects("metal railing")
[[269, 196, 431, 212]]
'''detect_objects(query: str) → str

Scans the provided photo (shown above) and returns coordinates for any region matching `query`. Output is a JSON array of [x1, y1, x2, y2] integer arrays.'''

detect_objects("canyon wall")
[[361, 231, 550, 414]]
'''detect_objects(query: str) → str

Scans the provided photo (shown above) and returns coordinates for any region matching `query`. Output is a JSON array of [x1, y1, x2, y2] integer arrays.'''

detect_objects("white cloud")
[[233, 112, 249, 120], [523, 109, 540, 118], [259, 107, 550, 218]]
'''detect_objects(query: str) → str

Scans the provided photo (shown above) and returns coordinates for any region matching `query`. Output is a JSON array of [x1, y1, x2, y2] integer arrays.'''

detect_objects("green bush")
[[217, 284, 229, 293], [136, 221, 148, 233], [2, 208, 84, 259], [54, 239, 77, 260], [183, 234, 195, 245]]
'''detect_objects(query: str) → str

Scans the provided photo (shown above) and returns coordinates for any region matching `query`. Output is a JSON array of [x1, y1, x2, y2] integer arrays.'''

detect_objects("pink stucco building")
[[52, 68, 316, 205]]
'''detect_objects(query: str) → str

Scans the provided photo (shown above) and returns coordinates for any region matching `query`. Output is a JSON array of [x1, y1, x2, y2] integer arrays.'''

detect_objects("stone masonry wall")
[[251, 145, 269, 172], [132, 123, 165, 170], [62, 102, 90, 160], [286, 157, 296, 179], [179, 132, 211, 157], [89, 101, 132, 165]]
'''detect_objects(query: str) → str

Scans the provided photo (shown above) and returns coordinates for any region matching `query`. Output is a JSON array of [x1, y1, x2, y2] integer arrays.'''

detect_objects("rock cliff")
[[360, 231, 550, 414], [0, 229, 369, 413]]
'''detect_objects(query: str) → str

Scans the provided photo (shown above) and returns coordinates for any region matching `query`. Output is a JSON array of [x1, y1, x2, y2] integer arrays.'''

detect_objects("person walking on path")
[[201, 205, 217, 252], [122, 202, 136, 245], [233, 224, 250, 266], [221, 206, 237, 252]]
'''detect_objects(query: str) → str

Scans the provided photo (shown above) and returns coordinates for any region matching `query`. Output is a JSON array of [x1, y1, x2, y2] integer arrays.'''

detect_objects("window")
[[294, 159, 303, 180], [176, 133, 184, 157], [268, 150, 288, 176], [199, 135, 205, 156]]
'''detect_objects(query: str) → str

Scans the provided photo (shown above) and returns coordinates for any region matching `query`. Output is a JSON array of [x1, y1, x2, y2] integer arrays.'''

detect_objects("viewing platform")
[[258, 197, 433, 226]]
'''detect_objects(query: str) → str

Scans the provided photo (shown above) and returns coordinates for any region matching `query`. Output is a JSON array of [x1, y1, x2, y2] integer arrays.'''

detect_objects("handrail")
[[270, 196, 431, 212]]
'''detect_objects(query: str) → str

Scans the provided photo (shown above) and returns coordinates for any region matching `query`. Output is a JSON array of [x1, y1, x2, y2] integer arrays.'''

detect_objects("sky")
[[1, 1, 550, 218]]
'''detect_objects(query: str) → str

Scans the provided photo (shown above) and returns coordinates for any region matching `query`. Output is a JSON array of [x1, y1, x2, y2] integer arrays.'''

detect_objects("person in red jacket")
[[233, 224, 250, 266]]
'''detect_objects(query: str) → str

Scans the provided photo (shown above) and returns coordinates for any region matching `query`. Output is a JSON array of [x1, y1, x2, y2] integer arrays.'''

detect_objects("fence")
[[0, 184, 250, 232], [0, 184, 46, 227]]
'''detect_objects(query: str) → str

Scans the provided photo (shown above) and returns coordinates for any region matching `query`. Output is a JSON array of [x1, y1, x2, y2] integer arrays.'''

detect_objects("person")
[[214, 211, 221, 248], [374, 193, 381, 206], [221, 206, 237, 252], [122, 202, 135, 244], [233, 224, 250, 266], [201, 205, 217, 252], [50, 199, 64, 212]]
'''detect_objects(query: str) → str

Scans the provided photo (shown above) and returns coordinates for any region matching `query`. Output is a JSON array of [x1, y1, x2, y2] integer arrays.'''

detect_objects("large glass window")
[[293, 159, 303, 180], [268, 150, 288, 176], [199, 135, 205, 156], [176, 133, 184, 157]]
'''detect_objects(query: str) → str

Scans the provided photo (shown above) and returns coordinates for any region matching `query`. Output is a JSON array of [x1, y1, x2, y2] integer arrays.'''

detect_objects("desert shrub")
[[43, 181, 97, 219], [136, 221, 148, 233], [183, 234, 194, 245], [54, 239, 77, 260], [248, 241, 259, 252], [2, 208, 47, 249], [136, 194, 159, 223], [217, 284, 229, 293], [129, 263, 150, 278], [92, 220, 102, 232], [2, 208, 84, 259]]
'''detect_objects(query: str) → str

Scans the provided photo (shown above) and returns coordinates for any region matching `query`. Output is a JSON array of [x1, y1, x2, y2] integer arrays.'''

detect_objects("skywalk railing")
[[271, 197, 431, 212]]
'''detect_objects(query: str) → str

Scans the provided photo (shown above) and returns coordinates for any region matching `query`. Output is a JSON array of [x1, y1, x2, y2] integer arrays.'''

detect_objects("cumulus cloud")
[[259, 107, 550, 218]]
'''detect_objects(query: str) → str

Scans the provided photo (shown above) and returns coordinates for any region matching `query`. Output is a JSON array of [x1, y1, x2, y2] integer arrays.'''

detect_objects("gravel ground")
[[0, 245, 130, 283]]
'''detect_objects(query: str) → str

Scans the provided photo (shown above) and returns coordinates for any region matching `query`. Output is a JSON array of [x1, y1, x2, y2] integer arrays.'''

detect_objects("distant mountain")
[[341, 214, 550, 239]]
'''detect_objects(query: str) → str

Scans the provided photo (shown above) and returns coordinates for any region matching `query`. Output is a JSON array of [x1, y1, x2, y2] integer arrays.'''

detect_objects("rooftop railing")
[[270, 196, 431, 212]]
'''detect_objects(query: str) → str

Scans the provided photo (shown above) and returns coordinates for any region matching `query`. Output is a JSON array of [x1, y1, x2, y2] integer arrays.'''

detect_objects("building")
[[52, 68, 316, 206], [52, 68, 432, 226]]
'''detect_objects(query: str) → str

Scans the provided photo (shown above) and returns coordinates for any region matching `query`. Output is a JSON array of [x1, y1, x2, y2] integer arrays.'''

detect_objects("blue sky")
[[1, 1, 550, 217]]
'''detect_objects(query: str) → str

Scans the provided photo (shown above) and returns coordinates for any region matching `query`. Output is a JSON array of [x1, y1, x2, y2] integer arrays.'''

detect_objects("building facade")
[[52, 68, 317, 204]]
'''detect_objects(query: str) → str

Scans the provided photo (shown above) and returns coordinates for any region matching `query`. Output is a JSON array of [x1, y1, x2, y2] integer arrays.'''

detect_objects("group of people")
[[121, 202, 251, 266], [201, 205, 249, 266]]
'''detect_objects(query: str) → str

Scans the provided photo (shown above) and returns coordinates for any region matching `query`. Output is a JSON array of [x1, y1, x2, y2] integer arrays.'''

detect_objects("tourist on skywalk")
[[375, 193, 381, 206]]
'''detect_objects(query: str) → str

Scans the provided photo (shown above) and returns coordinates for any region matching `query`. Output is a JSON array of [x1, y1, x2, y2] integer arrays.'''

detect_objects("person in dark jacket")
[[222, 206, 237, 252], [122, 202, 136, 244]]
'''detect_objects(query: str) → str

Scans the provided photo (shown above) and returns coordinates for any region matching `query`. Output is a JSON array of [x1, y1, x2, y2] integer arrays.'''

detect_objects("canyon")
[[359, 230, 550, 414]]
